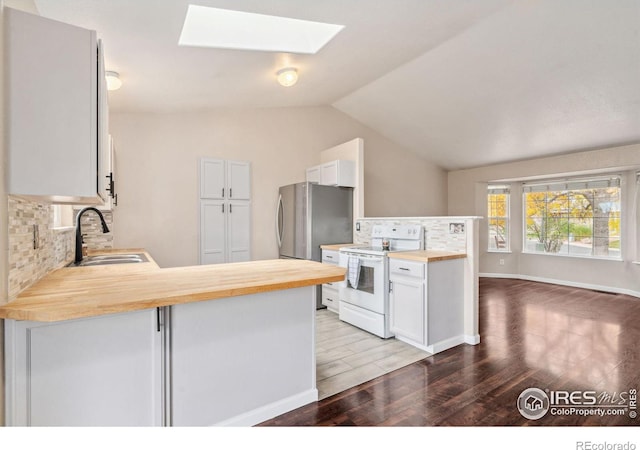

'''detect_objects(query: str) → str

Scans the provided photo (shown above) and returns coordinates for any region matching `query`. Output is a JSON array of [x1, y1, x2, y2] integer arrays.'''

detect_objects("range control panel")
[[371, 224, 424, 251], [371, 224, 422, 239]]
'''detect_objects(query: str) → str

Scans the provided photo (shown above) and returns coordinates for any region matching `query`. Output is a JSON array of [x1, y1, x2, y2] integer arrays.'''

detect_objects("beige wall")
[[448, 143, 640, 295], [110, 106, 447, 268]]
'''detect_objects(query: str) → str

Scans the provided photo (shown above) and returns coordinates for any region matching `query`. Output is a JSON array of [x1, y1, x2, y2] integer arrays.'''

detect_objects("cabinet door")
[[200, 200, 227, 264], [5, 310, 163, 426], [200, 158, 226, 199], [227, 201, 251, 262], [320, 161, 338, 186], [227, 161, 251, 200], [389, 276, 425, 344], [97, 39, 110, 202], [6, 8, 99, 202], [306, 165, 321, 183]]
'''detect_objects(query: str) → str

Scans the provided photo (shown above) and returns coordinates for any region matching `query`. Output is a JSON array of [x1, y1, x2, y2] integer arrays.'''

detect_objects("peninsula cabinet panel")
[[170, 287, 316, 426], [4, 310, 163, 426]]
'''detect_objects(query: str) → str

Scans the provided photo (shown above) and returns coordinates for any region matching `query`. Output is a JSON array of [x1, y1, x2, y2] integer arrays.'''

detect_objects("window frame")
[[521, 175, 622, 261], [487, 185, 510, 253]]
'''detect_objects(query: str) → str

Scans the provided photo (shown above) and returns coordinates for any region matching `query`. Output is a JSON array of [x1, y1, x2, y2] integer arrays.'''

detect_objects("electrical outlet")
[[499, 259, 505, 265], [356, 222, 360, 231], [33, 224, 39, 250]]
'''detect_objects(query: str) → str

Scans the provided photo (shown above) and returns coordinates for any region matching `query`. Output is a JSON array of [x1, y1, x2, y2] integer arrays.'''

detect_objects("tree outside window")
[[523, 177, 621, 259], [488, 186, 510, 251]]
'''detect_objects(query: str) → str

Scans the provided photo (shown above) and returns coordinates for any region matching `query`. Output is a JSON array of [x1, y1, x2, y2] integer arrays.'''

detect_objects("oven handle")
[[342, 254, 385, 263]]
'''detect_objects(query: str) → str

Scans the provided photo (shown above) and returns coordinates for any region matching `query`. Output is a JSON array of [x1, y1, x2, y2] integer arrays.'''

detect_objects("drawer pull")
[[399, 267, 410, 271], [326, 255, 333, 259]]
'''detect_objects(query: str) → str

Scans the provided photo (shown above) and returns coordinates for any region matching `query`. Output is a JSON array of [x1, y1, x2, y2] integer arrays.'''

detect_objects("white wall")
[[110, 106, 447, 267], [448, 143, 640, 295]]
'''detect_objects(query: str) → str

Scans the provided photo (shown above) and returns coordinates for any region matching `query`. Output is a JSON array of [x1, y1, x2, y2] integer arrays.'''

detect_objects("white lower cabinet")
[[5, 309, 163, 426], [5, 290, 317, 427], [321, 249, 340, 312], [389, 257, 464, 354], [389, 274, 425, 344]]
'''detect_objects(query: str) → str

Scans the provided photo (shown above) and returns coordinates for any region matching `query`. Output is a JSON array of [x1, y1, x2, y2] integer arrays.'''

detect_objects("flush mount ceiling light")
[[179, 5, 344, 54], [105, 71, 122, 91], [276, 67, 298, 87]]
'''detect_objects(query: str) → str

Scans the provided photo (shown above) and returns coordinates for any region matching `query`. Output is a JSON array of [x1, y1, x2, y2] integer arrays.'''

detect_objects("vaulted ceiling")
[[32, 0, 640, 170]]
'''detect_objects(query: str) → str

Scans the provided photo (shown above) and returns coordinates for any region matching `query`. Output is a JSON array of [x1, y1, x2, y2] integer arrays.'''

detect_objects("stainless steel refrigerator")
[[276, 182, 353, 308]]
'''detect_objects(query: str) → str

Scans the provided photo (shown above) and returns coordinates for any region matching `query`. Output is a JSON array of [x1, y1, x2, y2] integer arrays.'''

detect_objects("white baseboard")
[[426, 335, 466, 355], [480, 273, 640, 299], [212, 388, 318, 427], [464, 334, 480, 345]]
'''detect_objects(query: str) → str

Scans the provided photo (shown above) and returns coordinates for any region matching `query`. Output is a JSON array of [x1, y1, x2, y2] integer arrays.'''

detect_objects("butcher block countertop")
[[0, 249, 346, 322], [388, 250, 467, 263]]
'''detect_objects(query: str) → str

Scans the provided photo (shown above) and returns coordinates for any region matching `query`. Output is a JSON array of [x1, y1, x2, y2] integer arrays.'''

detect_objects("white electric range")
[[338, 224, 423, 338]]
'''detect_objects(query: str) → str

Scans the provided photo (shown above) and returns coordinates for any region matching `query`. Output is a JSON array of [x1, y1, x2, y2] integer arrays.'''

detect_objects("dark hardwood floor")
[[260, 278, 640, 426]]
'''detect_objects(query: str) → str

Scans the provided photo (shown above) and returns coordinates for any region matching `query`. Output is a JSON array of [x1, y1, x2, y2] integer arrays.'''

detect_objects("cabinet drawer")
[[322, 250, 339, 264], [389, 259, 424, 278], [322, 286, 339, 311]]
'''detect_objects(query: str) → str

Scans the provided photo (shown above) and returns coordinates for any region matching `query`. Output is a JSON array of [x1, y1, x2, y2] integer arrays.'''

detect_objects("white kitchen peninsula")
[[1, 254, 345, 426]]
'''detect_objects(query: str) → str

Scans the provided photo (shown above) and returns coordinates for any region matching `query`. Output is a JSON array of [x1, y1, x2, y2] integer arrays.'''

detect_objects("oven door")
[[338, 253, 386, 314]]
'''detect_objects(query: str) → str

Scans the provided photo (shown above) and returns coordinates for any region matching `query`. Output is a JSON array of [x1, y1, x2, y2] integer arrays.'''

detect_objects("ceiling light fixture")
[[105, 71, 122, 91], [276, 68, 298, 87]]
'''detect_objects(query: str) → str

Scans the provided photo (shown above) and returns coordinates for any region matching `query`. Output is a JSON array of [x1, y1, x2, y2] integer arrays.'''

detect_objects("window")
[[488, 185, 510, 251], [523, 176, 621, 259], [635, 172, 640, 263], [52, 205, 74, 228]]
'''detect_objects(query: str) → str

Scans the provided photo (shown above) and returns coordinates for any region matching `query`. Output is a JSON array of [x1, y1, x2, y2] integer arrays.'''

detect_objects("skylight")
[[179, 5, 344, 54]]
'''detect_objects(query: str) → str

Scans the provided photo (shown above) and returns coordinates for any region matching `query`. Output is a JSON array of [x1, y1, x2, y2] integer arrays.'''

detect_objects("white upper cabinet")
[[306, 160, 355, 187], [306, 166, 321, 184], [200, 159, 226, 199], [6, 8, 107, 204], [200, 159, 250, 200], [227, 161, 251, 200]]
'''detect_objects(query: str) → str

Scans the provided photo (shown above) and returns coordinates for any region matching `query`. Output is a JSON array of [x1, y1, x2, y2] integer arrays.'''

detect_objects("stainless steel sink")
[[67, 253, 148, 267]]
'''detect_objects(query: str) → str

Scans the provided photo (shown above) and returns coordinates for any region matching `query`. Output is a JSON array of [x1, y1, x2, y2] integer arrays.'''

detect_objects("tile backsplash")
[[7, 197, 113, 300], [354, 217, 473, 252]]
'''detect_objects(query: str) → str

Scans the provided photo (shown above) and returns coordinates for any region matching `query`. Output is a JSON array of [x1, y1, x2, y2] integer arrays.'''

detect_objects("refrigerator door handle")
[[276, 194, 283, 248]]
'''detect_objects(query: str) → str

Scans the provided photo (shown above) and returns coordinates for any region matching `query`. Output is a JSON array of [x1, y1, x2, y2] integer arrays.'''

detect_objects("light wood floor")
[[316, 309, 430, 399]]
